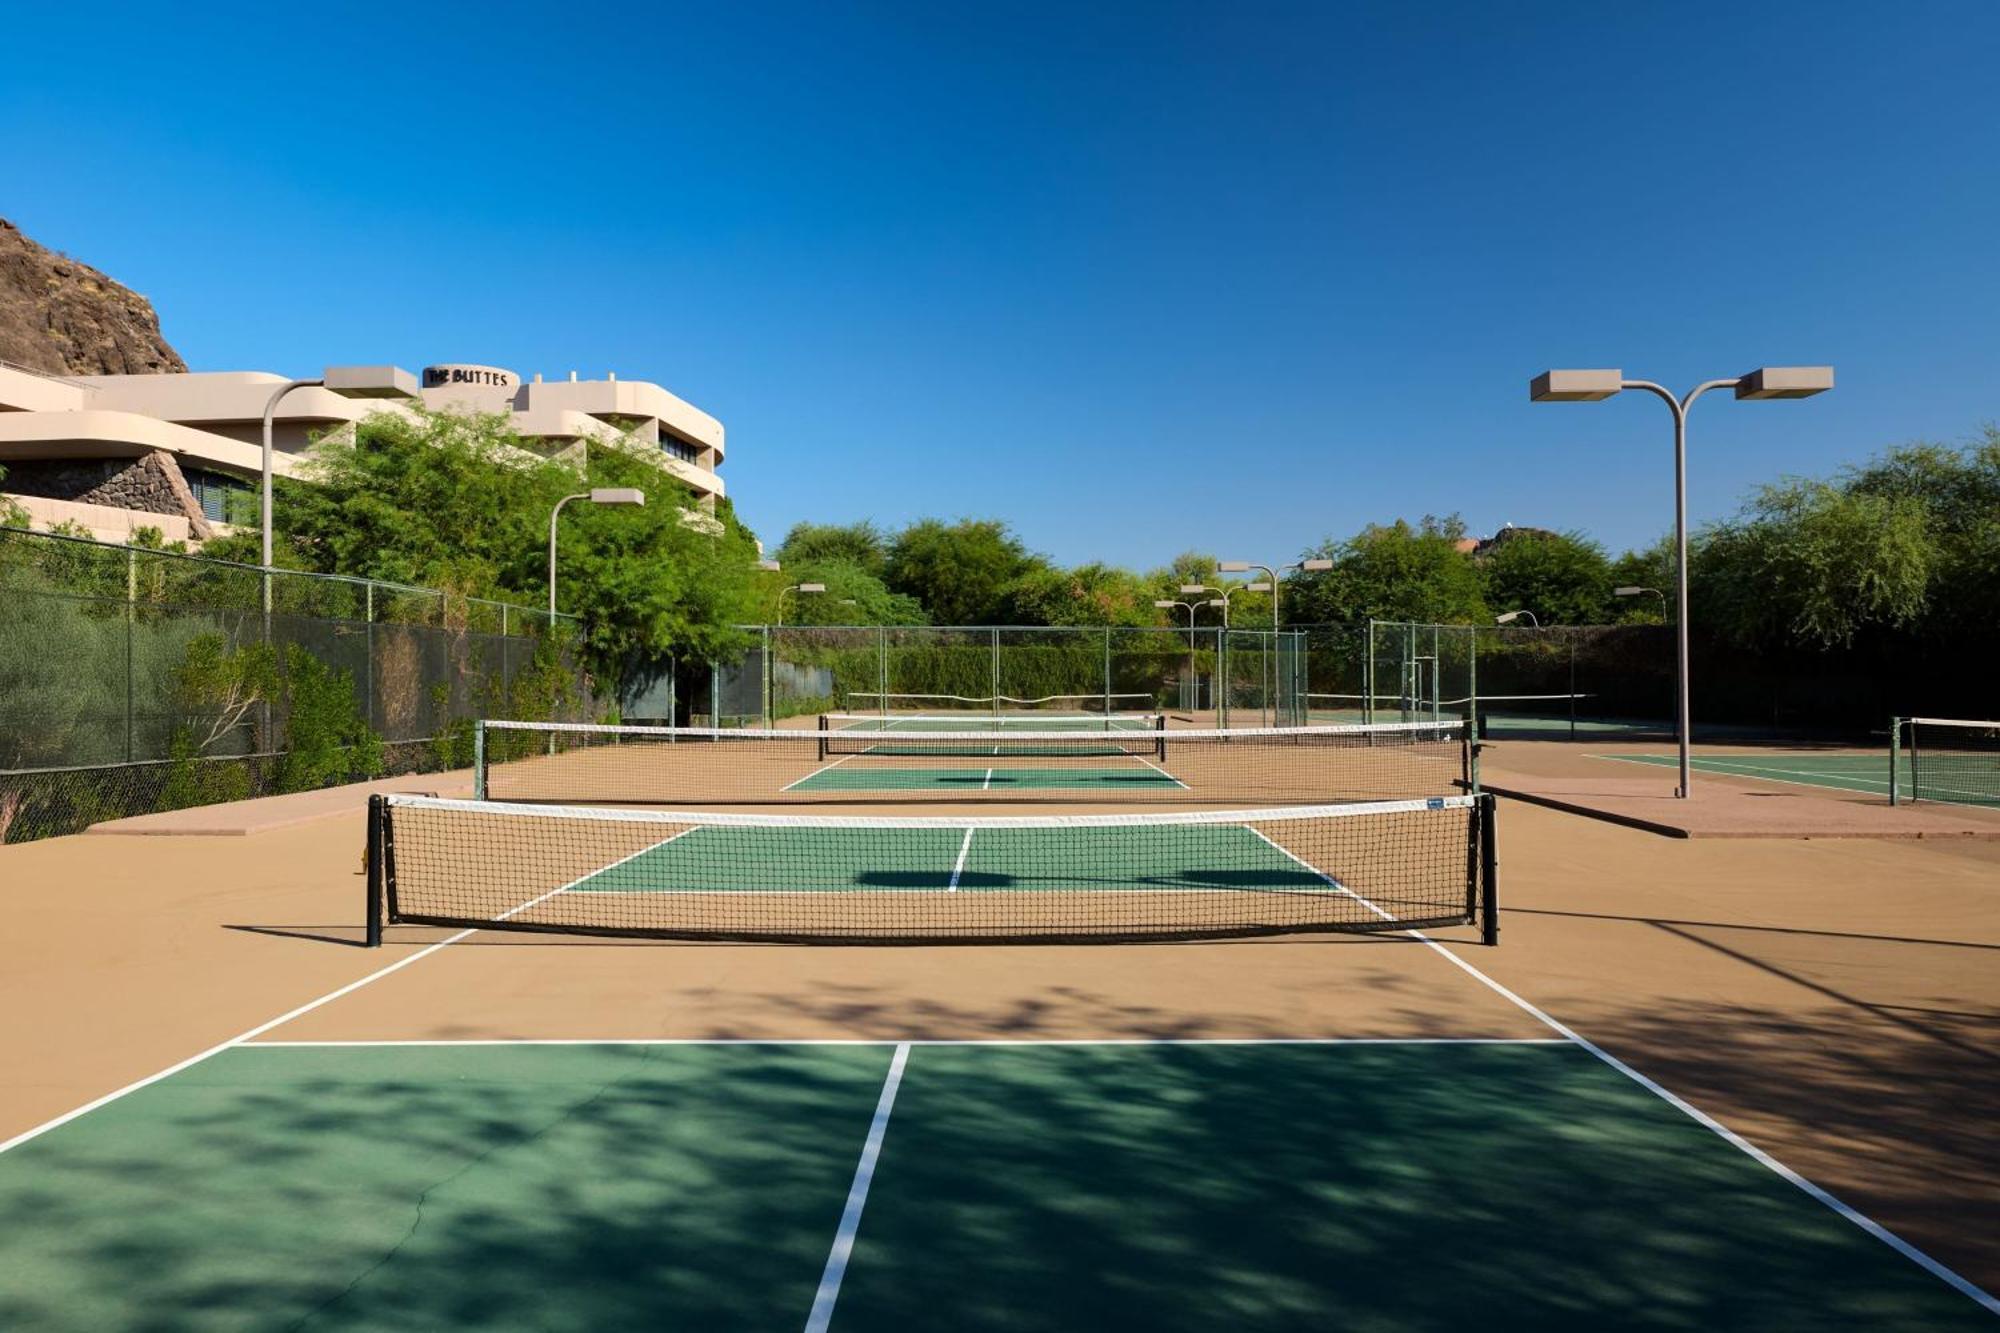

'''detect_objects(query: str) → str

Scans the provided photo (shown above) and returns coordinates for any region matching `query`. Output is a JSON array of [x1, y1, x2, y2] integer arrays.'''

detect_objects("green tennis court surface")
[[787, 765, 1183, 793], [1601, 753, 1901, 799], [1, 1040, 1986, 1330], [567, 822, 1325, 894], [1605, 751, 2000, 808]]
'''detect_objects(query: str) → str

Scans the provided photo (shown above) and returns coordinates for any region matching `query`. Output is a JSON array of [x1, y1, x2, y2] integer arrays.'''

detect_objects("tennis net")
[[476, 717, 1470, 806], [1895, 717, 2000, 807], [366, 792, 1497, 945], [844, 692, 1159, 718]]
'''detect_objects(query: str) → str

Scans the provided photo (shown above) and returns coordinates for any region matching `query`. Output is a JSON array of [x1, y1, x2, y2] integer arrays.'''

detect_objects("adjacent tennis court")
[[785, 763, 1184, 792]]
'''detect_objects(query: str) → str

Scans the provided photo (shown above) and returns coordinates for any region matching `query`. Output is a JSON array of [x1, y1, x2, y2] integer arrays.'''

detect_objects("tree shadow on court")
[[0, 1044, 893, 1330], [1540, 989, 1998, 1298], [828, 1042, 1991, 1330]]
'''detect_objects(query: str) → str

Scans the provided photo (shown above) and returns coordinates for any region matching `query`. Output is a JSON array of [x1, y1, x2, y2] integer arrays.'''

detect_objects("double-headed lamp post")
[[548, 488, 646, 615], [1496, 610, 1540, 628], [1530, 366, 1832, 797], [260, 365, 419, 609], [1181, 584, 1228, 629], [1219, 560, 1331, 723]]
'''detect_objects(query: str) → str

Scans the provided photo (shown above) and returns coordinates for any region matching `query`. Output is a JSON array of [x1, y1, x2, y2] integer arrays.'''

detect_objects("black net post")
[[1154, 713, 1167, 761], [365, 793, 386, 947], [1478, 793, 1499, 946], [817, 713, 829, 761]]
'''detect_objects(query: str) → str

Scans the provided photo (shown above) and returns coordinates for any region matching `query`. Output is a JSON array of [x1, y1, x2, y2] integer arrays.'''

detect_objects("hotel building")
[[0, 360, 725, 544]]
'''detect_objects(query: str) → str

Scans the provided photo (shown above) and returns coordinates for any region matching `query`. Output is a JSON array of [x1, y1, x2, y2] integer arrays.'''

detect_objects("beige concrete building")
[[0, 359, 725, 545]]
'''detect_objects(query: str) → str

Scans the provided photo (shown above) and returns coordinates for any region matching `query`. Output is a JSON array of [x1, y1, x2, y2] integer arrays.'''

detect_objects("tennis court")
[[1601, 752, 1897, 798], [784, 764, 1185, 793], [2, 729, 1993, 1327], [5, 1035, 1991, 1330]]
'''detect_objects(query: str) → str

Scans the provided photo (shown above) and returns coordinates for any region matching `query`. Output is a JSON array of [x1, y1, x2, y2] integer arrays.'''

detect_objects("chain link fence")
[[0, 526, 593, 842]]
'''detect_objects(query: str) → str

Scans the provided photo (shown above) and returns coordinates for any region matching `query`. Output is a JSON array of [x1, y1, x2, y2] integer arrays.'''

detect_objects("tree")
[[760, 558, 925, 625], [883, 518, 1041, 625], [1284, 516, 1487, 626], [1477, 528, 1613, 625], [1695, 479, 1931, 648], [1607, 537, 1675, 623], [1002, 562, 1158, 627], [775, 520, 889, 576], [202, 407, 764, 675]]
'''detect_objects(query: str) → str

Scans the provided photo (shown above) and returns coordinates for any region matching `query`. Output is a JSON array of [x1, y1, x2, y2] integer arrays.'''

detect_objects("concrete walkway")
[[85, 769, 476, 836]]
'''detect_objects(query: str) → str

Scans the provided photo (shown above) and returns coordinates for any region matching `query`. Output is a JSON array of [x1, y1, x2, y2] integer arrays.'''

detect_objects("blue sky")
[[5, 1, 1995, 568]]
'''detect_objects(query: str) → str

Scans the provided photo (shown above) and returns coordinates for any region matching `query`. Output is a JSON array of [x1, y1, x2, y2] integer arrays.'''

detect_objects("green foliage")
[[274, 644, 383, 793], [157, 732, 253, 813], [775, 520, 889, 576], [884, 518, 1041, 625], [203, 406, 762, 678], [1698, 479, 1932, 649], [1286, 516, 1488, 626], [171, 633, 278, 754], [0, 464, 26, 529], [764, 558, 925, 625], [1607, 538, 1675, 623], [1477, 528, 1613, 625], [1002, 563, 1159, 627]]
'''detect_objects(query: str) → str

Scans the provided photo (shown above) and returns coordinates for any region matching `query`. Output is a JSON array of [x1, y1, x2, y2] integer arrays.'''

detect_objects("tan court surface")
[[1, 779, 1995, 1325]]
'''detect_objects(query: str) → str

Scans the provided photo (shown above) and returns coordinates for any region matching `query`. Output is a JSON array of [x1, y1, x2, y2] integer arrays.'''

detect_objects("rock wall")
[[0, 218, 186, 375], [1, 453, 214, 539]]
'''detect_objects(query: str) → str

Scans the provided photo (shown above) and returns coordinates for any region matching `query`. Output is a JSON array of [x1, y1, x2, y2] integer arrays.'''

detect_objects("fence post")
[[1888, 717, 1901, 806], [1103, 627, 1112, 717], [124, 546, 136, 763]]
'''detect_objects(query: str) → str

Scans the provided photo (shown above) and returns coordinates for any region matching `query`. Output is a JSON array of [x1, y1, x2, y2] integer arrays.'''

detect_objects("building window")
[[184, 468, 253, 523], [661, 434, 700, 465]]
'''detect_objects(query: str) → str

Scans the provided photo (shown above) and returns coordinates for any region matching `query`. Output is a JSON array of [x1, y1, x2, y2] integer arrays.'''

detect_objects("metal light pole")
[[777, 582, 825, 626], [1155, 598, 1198, 713], [1531, 366, 1833, 797], [1495, 610, 1540, 628], [1613, 585, 1668, 617], [259, 365, 418, 610], [548, 488, 646, 615], [1221, 560, 1330, 724]]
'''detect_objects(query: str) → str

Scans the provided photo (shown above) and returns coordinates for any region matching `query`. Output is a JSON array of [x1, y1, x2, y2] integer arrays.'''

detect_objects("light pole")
[[1613, 585, 1668, 617], [260, 365, 418, 608], [1495, 610, 1540, 628], [1531, 365, 1832, 797], [1181, 584, 1230, 628], [1155, 598, 1198, 713], [1221, 559, 1331, 722], [548, 488, 646, 615], [777, 583, 825, 625]]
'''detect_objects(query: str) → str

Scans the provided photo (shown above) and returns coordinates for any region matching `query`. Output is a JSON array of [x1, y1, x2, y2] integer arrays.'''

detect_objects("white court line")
[[244, 1037, 1569, 1048], [779, 753, 859, 792], [1131, 749, 1191, 789], [1290, 827, 2000, 1318], [982, 768, 993, 791], [0, 828, 688, 1159], [804, 1041, 910, 1333], [946, 827, 975, 891]]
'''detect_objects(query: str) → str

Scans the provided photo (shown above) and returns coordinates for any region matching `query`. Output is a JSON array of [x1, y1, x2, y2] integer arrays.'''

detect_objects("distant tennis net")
[[366, 792, 1498, 945], [843, 692, 1158, 718], [476, 718, 1470, 806], [1893, 717, 2000, 808]]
